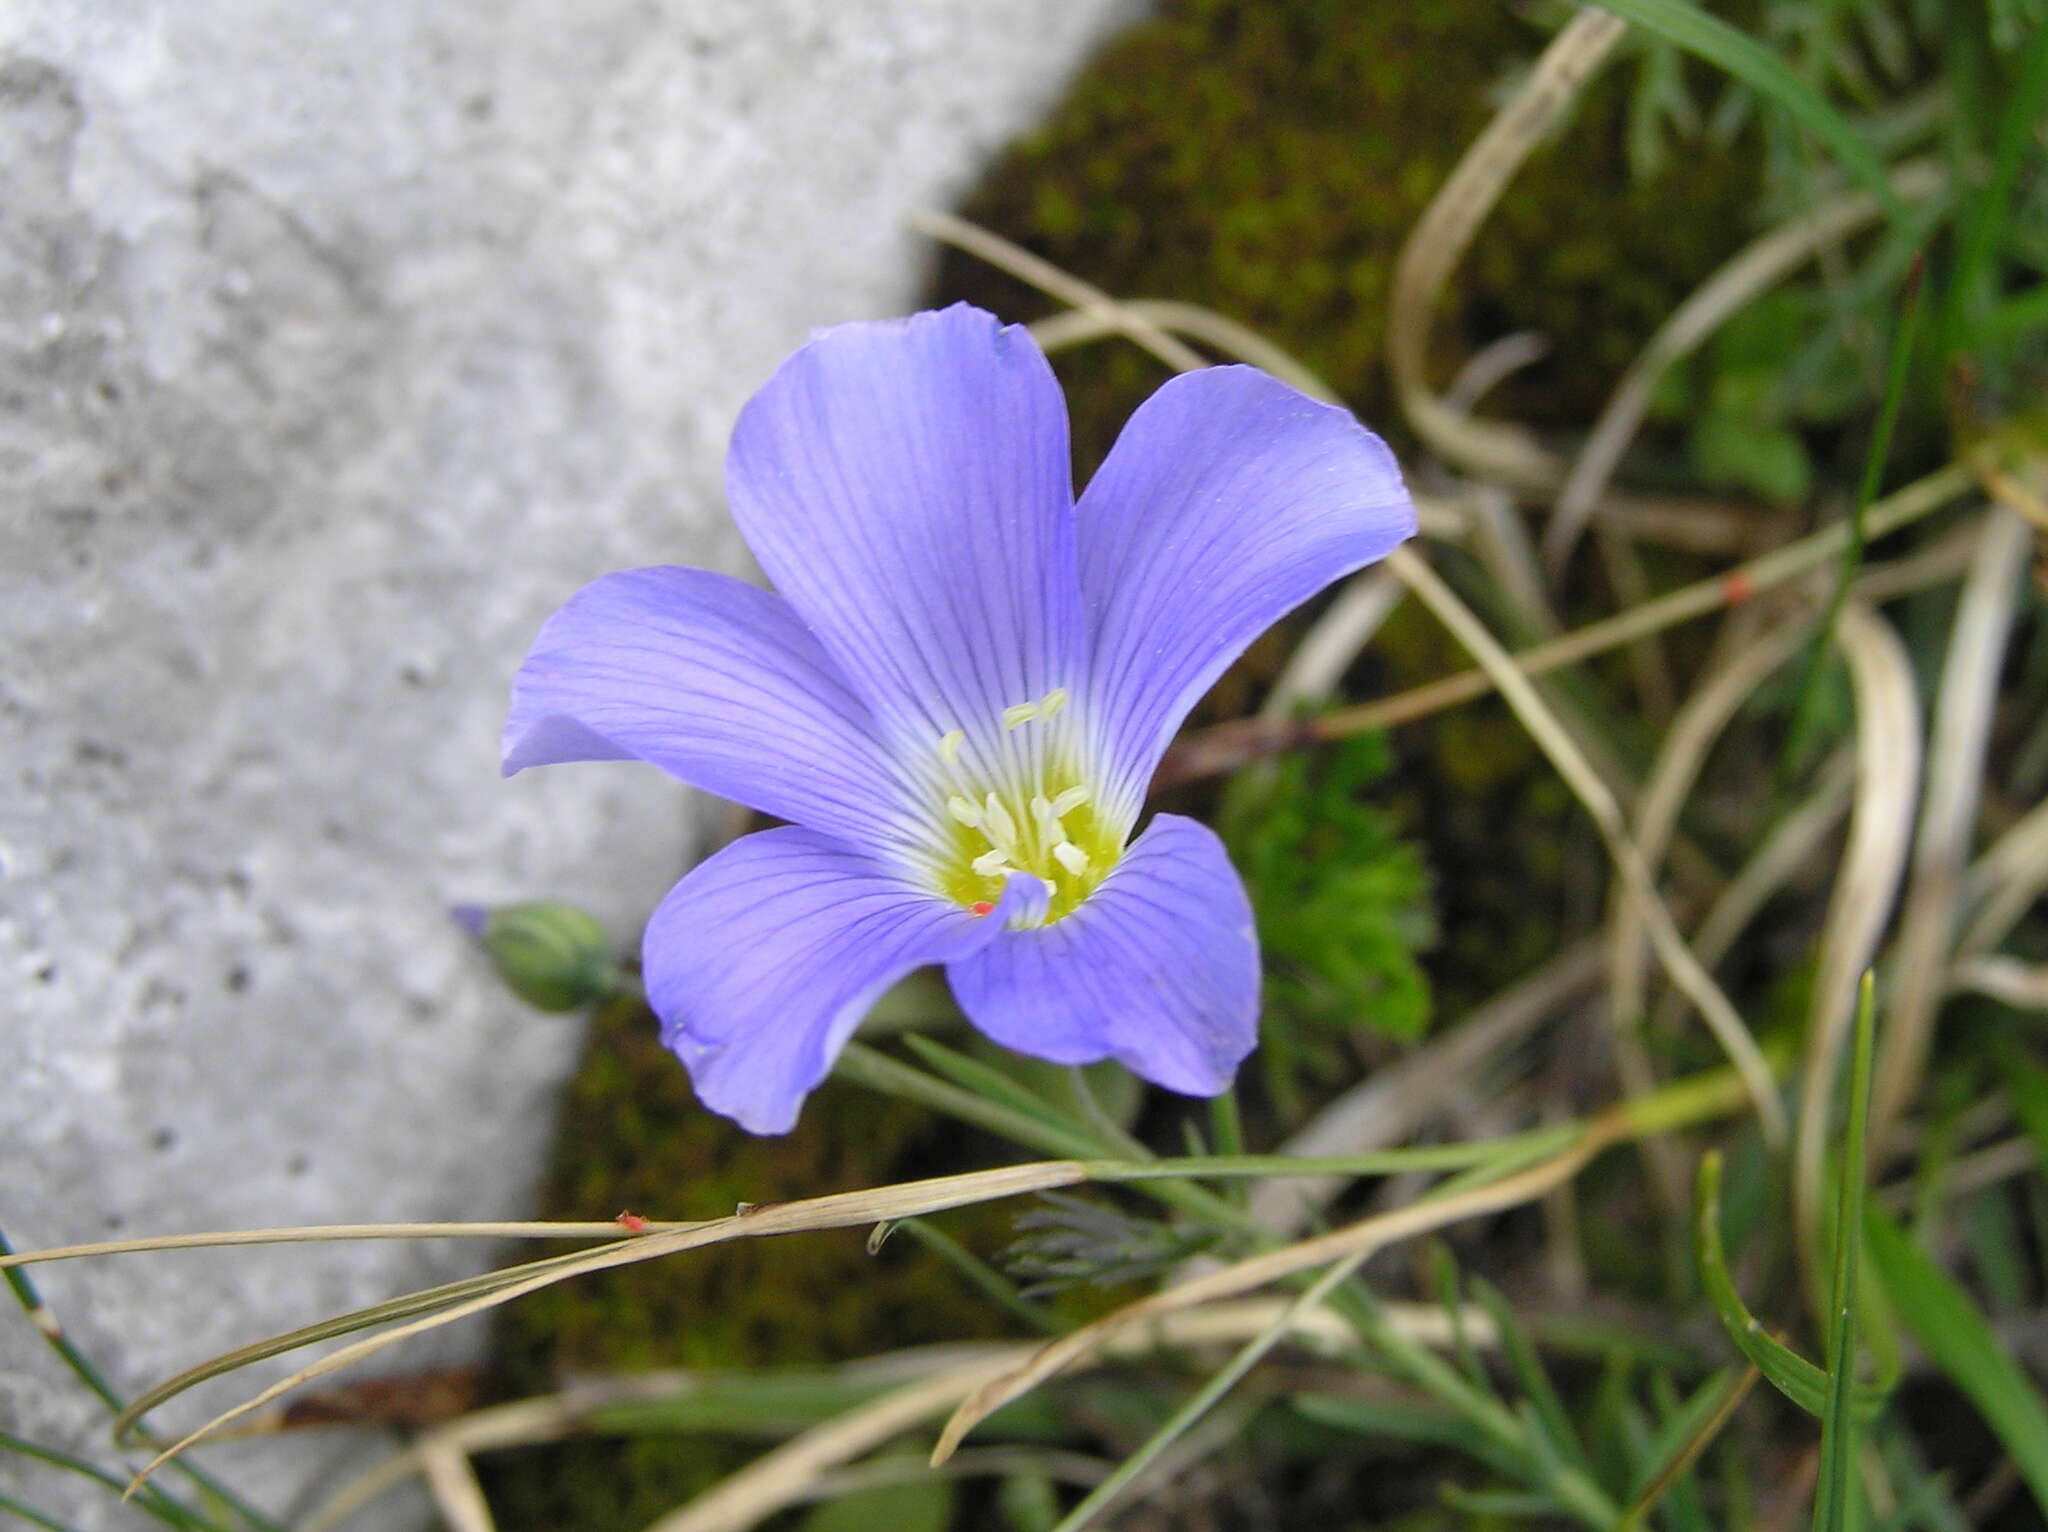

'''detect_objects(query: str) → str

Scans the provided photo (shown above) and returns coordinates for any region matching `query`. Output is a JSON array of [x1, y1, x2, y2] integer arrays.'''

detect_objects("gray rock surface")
[[0, 2, 1138, 1524]]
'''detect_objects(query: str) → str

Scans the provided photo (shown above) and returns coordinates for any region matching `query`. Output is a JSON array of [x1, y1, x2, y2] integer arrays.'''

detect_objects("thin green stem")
[[0, 1433, 212, 1531], [1079, 1130, 1578, 1185], [1049, 1250, 1372, 1531], [1815, 974, 1879, 1532], [0, 1491, 83, 1532], [836, 1043, 1102, 1161], [897, 1219, 1059, 1335], [1067, 1068, 1152, 1162], [0, 1229, 281, 1532]]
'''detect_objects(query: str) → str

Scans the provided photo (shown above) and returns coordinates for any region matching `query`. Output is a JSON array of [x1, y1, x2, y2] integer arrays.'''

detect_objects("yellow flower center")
[[927, 689, 1120, 924]]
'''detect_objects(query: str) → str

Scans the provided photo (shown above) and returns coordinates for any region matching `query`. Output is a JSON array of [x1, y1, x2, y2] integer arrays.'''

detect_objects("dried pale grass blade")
[[642, 1300, 1429, 1532], [1544, 161, 1944, 575], [1603, 623, 1806, 1215], [1868, 507, 2034, 1142], [1156, 463, 1973, 791], [123, 1162, 1085, 1494], [909, 210, 1206, 373], [303, 1349, 1020, 1532], [1951, 957, 2048, 1011], [1959, 796, 2048, 958], [116, 1240, 657, 1439], [1387, 7, 1626, 487], [0, 1220, 704, 1271], [1388, 545, 1786, 1142], [1026, 298, 1336, 401], [1652, 751, 1857, 1035], [1466, 482, 1561, 636], [1444, 331, 1551, 414], [302, 1386, 645, 1531], [419, 1439, 496, 1532], [1247, 939, 1603, 1236], [1609, 625, 1808, 1030], [1261, 567, 1406, 718], [931, 1127, 1619, 1467], [1792, 603, 1921, 1295]]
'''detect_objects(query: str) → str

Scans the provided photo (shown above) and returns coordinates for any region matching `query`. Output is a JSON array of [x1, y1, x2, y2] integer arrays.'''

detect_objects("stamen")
[[946, 795, 983, 827], [1039, 687, 1069, 718], [1030, 794, 1060, 836], [1050, 785, 1091, 817], [937, 729, 964, 765], [1052, 841, 1090, 876], [981, 794, 1020, 849], [971, 847, 1012, 877], [1001, 700, 1040, 730]]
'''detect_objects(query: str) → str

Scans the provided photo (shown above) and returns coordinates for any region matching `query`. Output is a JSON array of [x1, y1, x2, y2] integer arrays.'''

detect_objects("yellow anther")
[[1052, 841, 1090, 876], [981, 794, 1020, 849], [1050, 785, 1090, 817], [1039, 687, 1070, 718], [1001, 701, 1041, 730], [937, 729, 964, 765], [946, 795, 983, 828], [971, 848, 1013, 877], [1030, 794, 1060, 834]]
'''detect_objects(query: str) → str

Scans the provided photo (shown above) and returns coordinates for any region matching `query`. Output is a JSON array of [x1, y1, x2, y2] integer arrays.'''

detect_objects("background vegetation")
[[5, 1, 2044, 1528]]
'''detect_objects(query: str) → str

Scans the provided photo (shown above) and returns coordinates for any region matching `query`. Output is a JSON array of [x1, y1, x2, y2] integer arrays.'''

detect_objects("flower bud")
[[454, 901, 617, 1013]]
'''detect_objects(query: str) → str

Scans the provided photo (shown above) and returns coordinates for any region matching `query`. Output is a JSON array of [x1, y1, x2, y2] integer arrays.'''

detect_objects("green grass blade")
[[1946, 12, 2048, 350], [0, 1227, 280, 1531], [1620, 1367, 1750, 1522], [112, 1240, 623, 1441], [1291, 1393, 1526, 1478], [898, 1218, 1059, 1334], [836, 1042, 1103, 1160], [0, 1490, 88, 1532], [1589, 0, 1903, 218], [0, 1432, 213, 1530], [898, 1035, 1094, 1141], [1472, 1277, 1595, 1481], [2001, 1050, 2048, 1176], [1865, 1208, 2048, 1520], [1784, 257, 1925, 776], [1813, 972, 1879, 1532], [1696, 1151, 1833, 1415]]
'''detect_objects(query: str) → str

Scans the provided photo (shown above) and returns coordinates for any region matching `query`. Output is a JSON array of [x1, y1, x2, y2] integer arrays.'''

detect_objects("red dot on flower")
[[969, 901, 995, 917]]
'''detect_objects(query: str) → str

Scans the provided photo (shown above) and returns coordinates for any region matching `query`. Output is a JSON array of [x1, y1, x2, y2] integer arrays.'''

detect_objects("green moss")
[[932, 0, 1761, 473]]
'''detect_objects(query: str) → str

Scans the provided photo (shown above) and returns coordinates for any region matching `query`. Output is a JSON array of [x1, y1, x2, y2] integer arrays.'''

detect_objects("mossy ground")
[[488, 3, 1768, 1525]]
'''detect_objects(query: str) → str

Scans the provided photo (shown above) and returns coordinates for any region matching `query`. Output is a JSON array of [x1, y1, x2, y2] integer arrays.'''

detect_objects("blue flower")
[[504, 305, 1414, 1133]]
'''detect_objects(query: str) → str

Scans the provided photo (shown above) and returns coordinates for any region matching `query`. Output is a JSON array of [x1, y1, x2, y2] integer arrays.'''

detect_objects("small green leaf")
[[1692, 413, 1813, 506]]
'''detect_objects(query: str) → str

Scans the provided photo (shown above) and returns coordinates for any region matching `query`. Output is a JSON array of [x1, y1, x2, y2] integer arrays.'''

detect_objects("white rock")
[[0, 2, 1139, 1524]]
